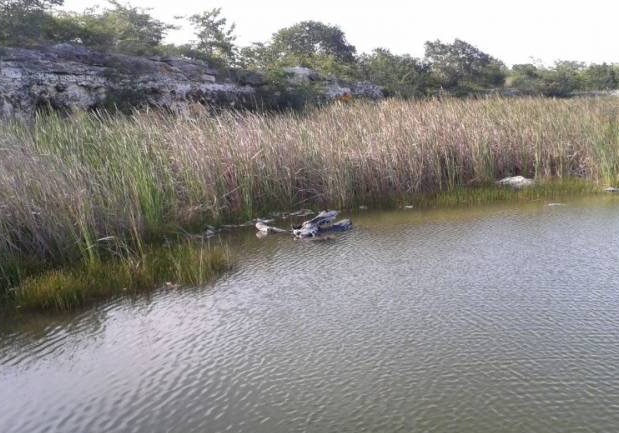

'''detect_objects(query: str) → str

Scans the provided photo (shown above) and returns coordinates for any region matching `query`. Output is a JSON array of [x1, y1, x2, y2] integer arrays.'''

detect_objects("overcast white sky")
[[63, 0, 619, 66]]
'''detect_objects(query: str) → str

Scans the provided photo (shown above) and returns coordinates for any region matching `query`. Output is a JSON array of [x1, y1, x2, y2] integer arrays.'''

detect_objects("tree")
[[510, 61, 607, 97], [509, 63, 544, 95], [0, 0, 66, 46], [270, 20, 356, 66], [539, 61, 584, 97], [237, 42, 277, 70], [582, 63, 617, 90], [237, 20, 358, 77], [358, 48, 430, 98], [75, 1, 175, 56], [187, 7, 236, 64], [424, 39, 506, 95], [0, 1, 175, 55]]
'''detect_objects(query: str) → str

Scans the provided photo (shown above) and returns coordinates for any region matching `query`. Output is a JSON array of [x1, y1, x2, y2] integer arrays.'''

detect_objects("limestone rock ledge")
[[0, 44, 383, 119]]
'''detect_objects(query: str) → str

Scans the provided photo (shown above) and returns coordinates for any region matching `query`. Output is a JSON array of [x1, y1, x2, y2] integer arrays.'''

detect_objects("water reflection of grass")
[[1, 97, 617, 311]]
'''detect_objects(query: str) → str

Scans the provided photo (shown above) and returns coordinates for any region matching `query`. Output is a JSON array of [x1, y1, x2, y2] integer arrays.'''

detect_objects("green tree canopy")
[[508, 61, 616, 97], [237, 42, 278, 70], [509, 63, 544, 95], [186, 7, 236, 64], [424, 39, 506, 94], [540, 61, 584, 97], [0, 0, 66, 46], [0, 0, 175, 55], [582, 63, 617, 91], [358, 48, 430, 98], [270, 20, 356, 65], [74, 1, 175, 56], [237, 20, 358, 77]]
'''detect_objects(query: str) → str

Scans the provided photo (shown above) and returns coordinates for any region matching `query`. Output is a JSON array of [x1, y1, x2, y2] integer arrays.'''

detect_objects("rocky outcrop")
[[282, 66, 383, 101], [0, 44, 255, 119], [0, 44, 383, 119]]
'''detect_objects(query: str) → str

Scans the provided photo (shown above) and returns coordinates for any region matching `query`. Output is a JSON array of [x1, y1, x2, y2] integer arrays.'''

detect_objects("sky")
[[62, 0, 619, 67]]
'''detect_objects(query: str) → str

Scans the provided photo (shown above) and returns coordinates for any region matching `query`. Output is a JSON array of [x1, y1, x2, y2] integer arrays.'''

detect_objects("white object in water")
[[255, 221, 287, 234]]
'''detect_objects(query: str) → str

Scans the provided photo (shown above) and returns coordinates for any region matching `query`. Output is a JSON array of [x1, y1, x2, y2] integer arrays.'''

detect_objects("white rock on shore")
[[496, 176, 535, 189]]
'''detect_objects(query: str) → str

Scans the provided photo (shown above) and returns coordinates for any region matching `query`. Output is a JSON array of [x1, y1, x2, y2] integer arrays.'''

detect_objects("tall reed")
[[1, 97, 617, 305]]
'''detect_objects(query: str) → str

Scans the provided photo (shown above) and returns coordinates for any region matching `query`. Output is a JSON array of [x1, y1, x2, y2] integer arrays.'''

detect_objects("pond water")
[[2, 197, 619, 433]]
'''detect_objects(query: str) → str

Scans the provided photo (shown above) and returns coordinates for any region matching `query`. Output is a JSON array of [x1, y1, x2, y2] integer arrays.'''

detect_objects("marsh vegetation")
[[1, 97, 617, 310]]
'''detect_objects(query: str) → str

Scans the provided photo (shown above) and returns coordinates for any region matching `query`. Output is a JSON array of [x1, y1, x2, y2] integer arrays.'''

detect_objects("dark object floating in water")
[[292, 210, 338, 238], [255, 210, 352, 239], [292, 210, 353, 239]]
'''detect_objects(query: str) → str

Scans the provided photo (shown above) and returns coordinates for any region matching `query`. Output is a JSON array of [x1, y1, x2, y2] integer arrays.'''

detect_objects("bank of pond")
[[1, 97, 618, 312], [1, 180, 615, 314]]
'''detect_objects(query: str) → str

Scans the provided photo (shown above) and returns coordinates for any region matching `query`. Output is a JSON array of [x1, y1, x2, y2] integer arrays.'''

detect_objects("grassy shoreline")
[[1, 97, 618, 311]]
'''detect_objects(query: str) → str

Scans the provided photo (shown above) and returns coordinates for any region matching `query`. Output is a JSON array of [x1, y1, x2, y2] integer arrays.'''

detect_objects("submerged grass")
[[13, 242, 230, 311], [1, 97, 618, 310], [411, 178, 599, 208]]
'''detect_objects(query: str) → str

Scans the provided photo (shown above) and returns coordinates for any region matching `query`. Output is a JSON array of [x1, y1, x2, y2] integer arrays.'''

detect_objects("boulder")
[[324, 82, 383, 101], [351, 82, 384, 100], [282, 66, 322, 83], [496, 175, 535, 189]]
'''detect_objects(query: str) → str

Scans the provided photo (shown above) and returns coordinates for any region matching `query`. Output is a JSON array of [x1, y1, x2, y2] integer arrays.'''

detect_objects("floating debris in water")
[[403, 205, 414, 209], [359, 205, 368, 210], [292, 210, 339, 238], [255, 221, 287, 234], [603, 187, 619, 193], [255, 210, 352, 240], [547, 203, 566, 207], [289, 209, 315, 217]]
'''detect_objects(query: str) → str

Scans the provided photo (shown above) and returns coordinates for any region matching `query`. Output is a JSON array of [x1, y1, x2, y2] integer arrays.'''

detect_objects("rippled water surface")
[[2, 197, 619, 433]]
